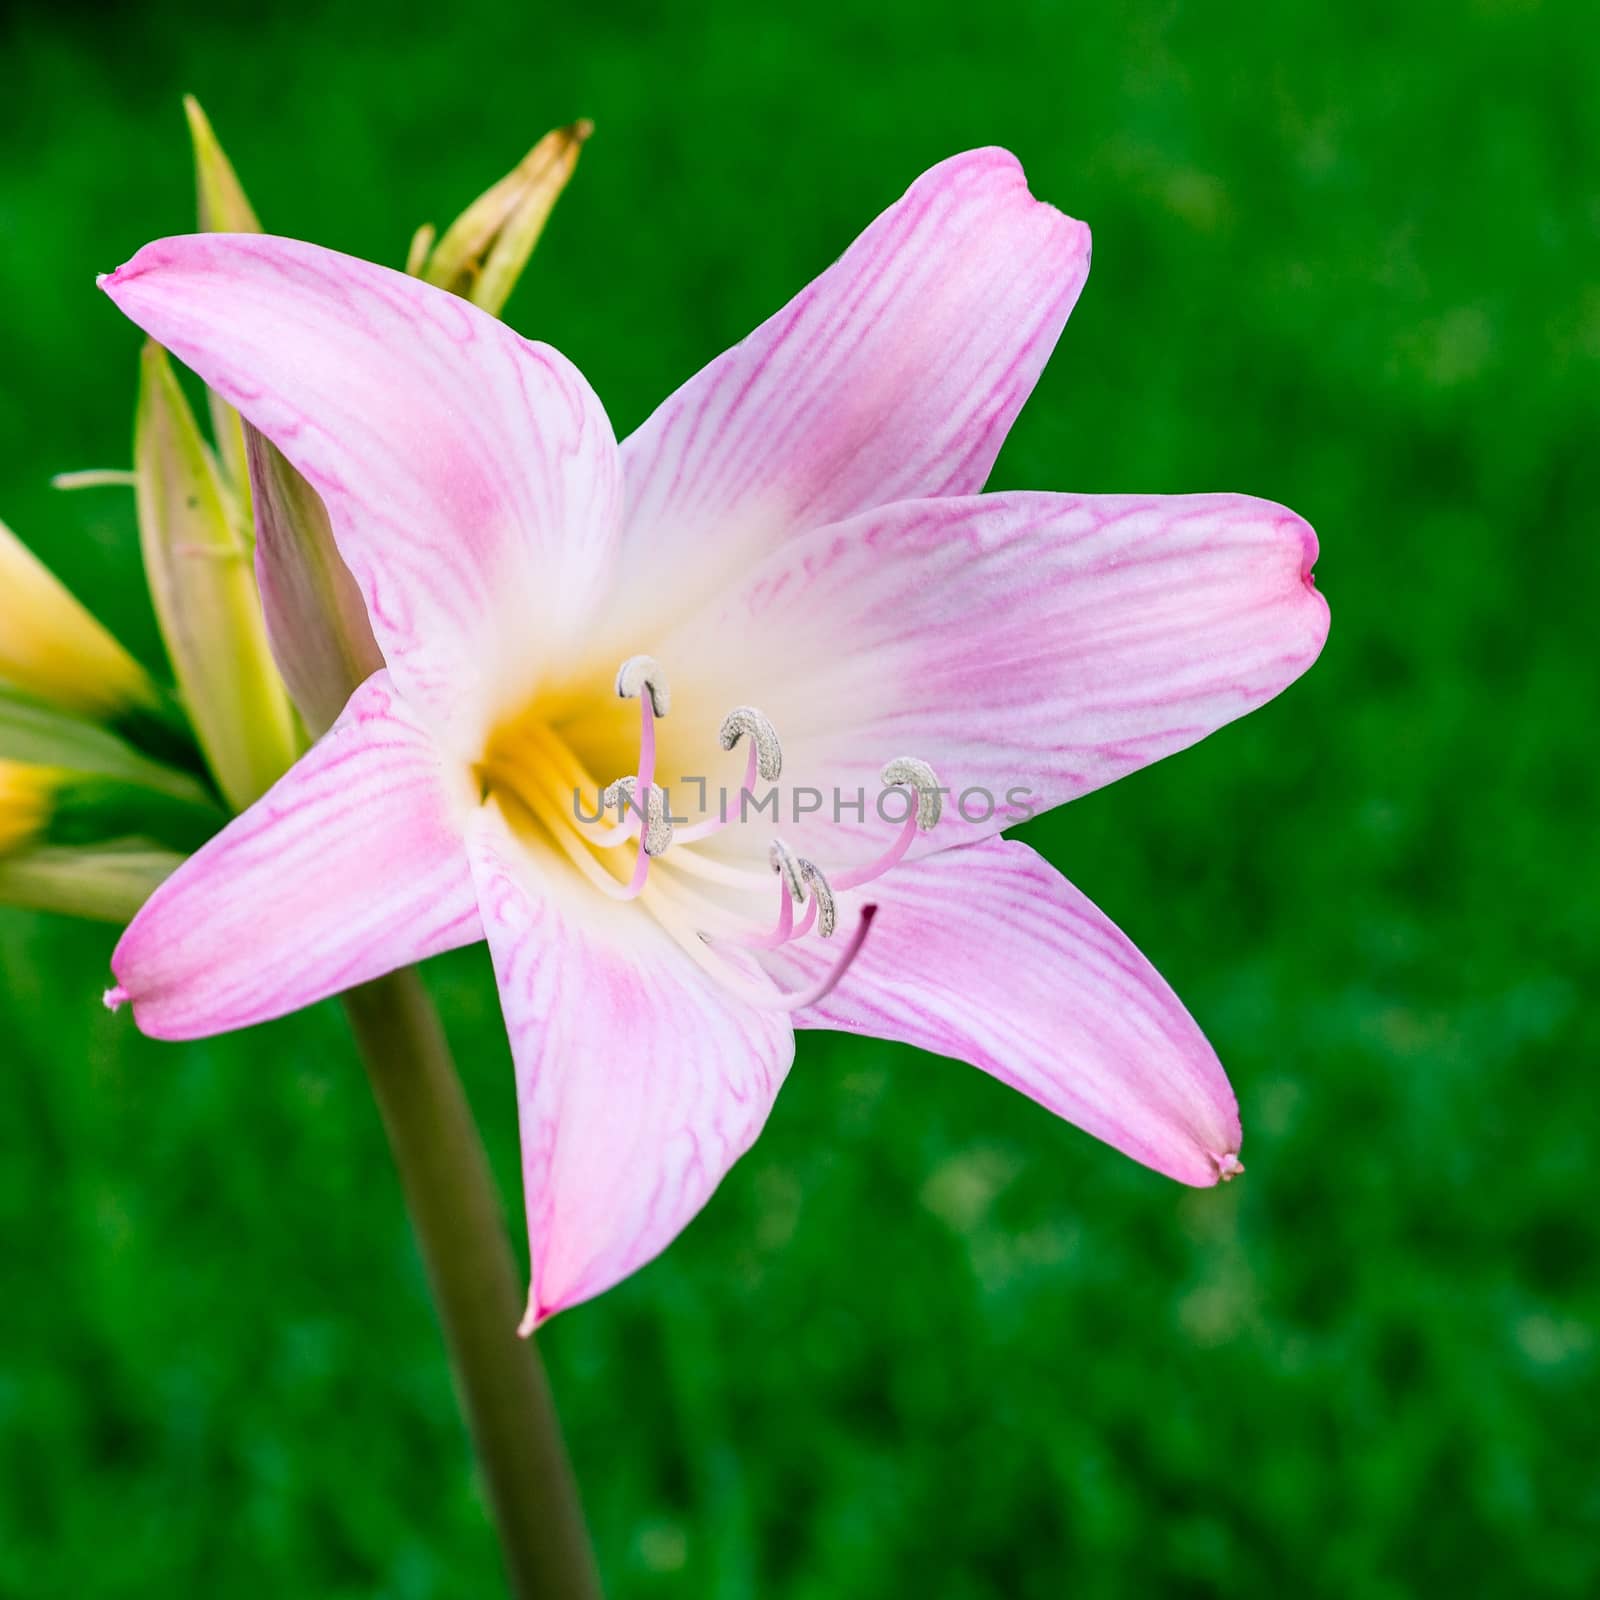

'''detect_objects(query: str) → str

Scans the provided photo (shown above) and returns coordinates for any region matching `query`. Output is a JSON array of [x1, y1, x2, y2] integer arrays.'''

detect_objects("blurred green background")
[[2, 0, 1596, 1594]]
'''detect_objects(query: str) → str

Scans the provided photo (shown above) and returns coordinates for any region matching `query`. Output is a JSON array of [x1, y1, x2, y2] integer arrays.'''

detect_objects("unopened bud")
[[0, 514, 159, 723], [0, 760, 62, 858], [0, 840, 185, 924], [135, 342, 300, 810], [413, 121, 592, 316], [183, 97, 262, 498]]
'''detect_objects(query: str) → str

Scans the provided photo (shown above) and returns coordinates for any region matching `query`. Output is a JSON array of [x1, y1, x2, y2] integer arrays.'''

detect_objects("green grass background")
[[2, 0, 1596, 1593]]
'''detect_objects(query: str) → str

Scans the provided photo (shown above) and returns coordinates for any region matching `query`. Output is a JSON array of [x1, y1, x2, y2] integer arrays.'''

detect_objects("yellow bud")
[[417, 121, 592, 317], [134, 342, 300, 811], [0, 759, 64, 857], [183, 95, 261, 496], [0, 516, 158, 721]]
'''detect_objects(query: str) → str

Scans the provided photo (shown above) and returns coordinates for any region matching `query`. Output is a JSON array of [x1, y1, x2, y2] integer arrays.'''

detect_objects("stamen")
[[760, 903, 873, 1010], [833, 757, 942, 892], [719, 706, 783, 780], [796, 858, 836, 938], [788, 893, 819, 941], [611, 654, 669, 896], [601, 777, 674, 856], [880, 757, 943, 830], [677, 904, 879, 1012], [615, 654, 670, 716], [730, 875, 797, 950], [768, 838, 806, 904]]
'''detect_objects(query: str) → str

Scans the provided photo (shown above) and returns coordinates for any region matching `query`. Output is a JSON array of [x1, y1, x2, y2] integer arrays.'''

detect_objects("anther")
[[797, 859, 837, 938], [768, 838, 806, 904], [615, 654, 670, 716], [602, 776, 674, 856], [881, 757, 942, 830], [719, 706, 783, 781]]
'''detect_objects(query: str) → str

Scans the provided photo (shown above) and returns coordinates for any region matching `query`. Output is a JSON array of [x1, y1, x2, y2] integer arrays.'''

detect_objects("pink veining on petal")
[[768, 838, 1243, 1187], [112, 671, 480, 1039], [466, 805, 795, 1327], [658, 488, 1329, 870], [101, 234, 624, 750], [609, 149, 1092, 636]]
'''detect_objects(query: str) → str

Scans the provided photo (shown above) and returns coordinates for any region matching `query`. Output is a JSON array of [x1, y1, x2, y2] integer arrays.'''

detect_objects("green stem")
[[342, 969, 602, 1600]]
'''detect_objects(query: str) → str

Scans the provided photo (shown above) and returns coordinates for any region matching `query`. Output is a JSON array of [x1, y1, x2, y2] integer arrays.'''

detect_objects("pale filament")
[[617, 686, 657, 898], [672, 740, 759, 843], [648, 880, 878, 1012], [830, 806, 917, 891]]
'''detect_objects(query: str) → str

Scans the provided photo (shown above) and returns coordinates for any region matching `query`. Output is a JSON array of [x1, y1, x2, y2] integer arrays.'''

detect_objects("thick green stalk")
[[341, 970, 602, 1600]]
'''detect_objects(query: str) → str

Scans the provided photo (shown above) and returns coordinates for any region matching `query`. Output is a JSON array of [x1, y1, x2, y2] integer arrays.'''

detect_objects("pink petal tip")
[[103, 984, 129, 1012]]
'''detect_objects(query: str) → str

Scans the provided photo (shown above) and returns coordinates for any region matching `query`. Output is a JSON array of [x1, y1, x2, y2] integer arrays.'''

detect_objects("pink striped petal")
[[468, 805, 794, 1326], [768, 839, 1241, 1186], [100, 235, 622, 752], [110, 672, 480, 1039], [658, 490, 1328, 865], [612, 149, 1090, 631]]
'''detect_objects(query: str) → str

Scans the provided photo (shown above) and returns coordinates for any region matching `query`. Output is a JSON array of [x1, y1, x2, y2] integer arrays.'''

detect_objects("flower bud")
[[2, 755, 213, 857], [134, 341, 300, 810], [0, 693, 221, 919], [413, 121, 592, 316], [184, 96, 261, 495], [0, 514, 159, 722], [0, 840, 184, 924], [0, 760, 62, 858]]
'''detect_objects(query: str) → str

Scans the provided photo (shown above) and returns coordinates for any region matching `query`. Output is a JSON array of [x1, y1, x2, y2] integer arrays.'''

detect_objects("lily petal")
[[614, 148, 1090, 629], [468, 803, 794, 1325], [110, 671, 480, 1039], [769, 838, 1241, 1186], [101, 235, 623, 751], [660, 490, 1327, 863]]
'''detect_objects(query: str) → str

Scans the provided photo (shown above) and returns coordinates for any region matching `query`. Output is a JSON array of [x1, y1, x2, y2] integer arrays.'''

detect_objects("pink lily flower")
[[100, 149, 1328, 1327]]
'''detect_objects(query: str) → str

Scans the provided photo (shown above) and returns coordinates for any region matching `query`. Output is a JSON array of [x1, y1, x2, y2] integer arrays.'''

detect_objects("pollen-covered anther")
[[614, 653, 670, 716], [768, 837, 806, 903], [881, 756, 942, 831], [797, 859, 837, 938], [719, 706, 783, 781], [602, 776, 674, 856]]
